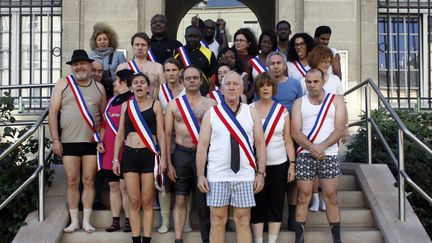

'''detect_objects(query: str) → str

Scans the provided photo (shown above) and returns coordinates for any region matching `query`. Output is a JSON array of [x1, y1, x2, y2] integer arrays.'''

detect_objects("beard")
[[74, 71, 90, 81]]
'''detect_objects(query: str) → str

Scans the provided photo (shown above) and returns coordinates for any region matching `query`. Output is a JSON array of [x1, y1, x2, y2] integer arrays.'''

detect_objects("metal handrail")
[[345, 78, 432, 221], [0, 84, 55, 90], [0, 108, 48, 221]]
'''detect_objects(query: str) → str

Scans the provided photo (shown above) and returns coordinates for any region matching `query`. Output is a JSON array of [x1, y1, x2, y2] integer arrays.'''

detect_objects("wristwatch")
[[256, 171, 266, 177], [290, 160, 296, 164]]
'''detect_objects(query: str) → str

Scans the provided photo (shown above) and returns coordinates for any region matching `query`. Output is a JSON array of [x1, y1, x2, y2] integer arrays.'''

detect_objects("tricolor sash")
[[296, 93, 336, 155], [146, 48, 156, 63], [293, 61, 308, 77], [66, 75, 103, 170], [200, 40, 209, 48], [160, 83, 174, 105], [262, 102, 286, 146], [208, 89, 223, 104], [175, 96, 200, 145], [127, 60, 141, 73], [127, 99, 163, 188], [104, 97, 118, 135], [178, 46, 192, 67], [213, 103, 256, 171], [249, 56, 268, 74]]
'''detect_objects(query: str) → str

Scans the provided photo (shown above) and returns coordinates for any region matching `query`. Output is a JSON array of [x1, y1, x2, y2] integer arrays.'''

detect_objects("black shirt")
[[150, 35, 183, 64]]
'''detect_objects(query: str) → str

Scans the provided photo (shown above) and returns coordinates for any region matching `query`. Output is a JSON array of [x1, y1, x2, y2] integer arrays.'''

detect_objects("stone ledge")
[[342, 162, 431, 243]]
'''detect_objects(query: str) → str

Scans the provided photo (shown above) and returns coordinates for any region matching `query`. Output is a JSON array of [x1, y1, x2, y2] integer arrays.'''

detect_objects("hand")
[[191, 14, 200, 27], [96, 143, 105, 153], [167, 162, 177, 182], [287, 163, 296, 182], [341, 126, 349, 144], [197, 175, 210, 193], [158, 158, 167, 174], [112, 161, 120, 176], [309, 144, 326, 159], [52, 140, 63, 157], [254, 174, 265, 194], [216, 18, 226, 31]]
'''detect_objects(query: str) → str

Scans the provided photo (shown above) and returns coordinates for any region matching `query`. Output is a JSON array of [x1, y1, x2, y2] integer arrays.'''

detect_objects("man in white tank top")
[[48, 50, 107, 234], [290, 68, 346, 243], [196, 71, 267, 243]]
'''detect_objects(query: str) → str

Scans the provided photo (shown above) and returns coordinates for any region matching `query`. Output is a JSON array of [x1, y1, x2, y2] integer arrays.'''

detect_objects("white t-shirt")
[[300, 74, 343, 96], [250, 102, 287, 166], [207, 104, 255, 182], [208, 41, 220, 58], [287, 61, 310, 81]]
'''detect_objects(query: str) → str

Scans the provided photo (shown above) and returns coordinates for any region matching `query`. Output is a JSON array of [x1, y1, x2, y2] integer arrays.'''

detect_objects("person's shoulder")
[[202, 96, 217, 107]]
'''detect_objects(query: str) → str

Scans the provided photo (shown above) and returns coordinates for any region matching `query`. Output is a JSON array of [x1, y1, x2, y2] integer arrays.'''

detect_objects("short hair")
[[131, 72, 150, 86], [130, 32, 150, 46], [307, 45, 334, 69], [314, 25, 332, 38], [163, 58, 181, 70], [258, 30, 278, 52], [233, 28, 259, 56], [116, 69, 135, 87], [181, 65, 205, 81], [253, 72, 277, 96], [90, 22, 119, 49], [185, 25, 201, 35], [151, 14, 167, 24], [266, 51, 287, 66], [287, 32, 316, 62], [276, 20, 291, 30], [221, 71, 243, 86], [306, 68, 325, 80]]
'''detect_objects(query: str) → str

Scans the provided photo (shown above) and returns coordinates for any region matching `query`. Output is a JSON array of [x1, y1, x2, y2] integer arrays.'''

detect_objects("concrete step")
[[81, 208, 374, 229], [338, 175, 358, 191], [61, 227, 383, 243]]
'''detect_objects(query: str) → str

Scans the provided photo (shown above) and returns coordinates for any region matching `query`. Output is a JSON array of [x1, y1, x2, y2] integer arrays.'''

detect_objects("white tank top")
[[300, 95, 339, 155], [208, 103, 255, 182], [158, 85, 186, 112]]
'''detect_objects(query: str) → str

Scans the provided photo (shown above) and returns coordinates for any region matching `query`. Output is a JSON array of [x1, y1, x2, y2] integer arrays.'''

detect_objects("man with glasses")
[[165, 66, 217, 243], [175, 25, 218, 96]]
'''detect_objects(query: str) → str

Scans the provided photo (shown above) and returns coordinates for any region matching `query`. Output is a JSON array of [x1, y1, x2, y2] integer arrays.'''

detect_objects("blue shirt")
[[273, 77, 303, 113]]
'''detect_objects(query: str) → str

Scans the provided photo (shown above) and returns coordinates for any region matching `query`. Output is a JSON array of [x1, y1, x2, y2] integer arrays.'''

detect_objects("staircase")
[[60, 173, 383, 243]]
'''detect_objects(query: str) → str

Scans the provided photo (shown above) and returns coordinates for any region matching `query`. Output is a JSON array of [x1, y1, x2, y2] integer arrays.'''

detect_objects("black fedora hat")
[[66, 49, 94, 65]]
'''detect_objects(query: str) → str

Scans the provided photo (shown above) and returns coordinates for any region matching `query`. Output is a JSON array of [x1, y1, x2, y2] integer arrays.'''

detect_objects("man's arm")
[[196, 109, 212, 193], [96, 81, 107, 116], [48, 78, 66, 157], [332, 53, 342, 80], [156, 62, 166, 84], [165, 101, 176, 182], [250, 106, 266, 193], [216, 19, 228, 50]]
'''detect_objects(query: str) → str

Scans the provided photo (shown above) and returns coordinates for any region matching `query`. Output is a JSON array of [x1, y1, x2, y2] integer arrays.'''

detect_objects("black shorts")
[[251, 162, 288, 224], [172, 144, 197, 195], [100, 169, 122, 182], [121, 146, 155, 174], [62, 142, 97, 156]]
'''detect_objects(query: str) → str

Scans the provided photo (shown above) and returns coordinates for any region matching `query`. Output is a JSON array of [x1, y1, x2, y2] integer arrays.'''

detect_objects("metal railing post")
[[38, 125, 44, 222], [365, 84, 373, 164], [398, 128, 406, 221]]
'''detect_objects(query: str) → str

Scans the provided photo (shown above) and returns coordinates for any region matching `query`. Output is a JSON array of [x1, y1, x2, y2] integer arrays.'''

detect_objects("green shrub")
[[0, 92, 53, 243], [346, 108, 432, 237]]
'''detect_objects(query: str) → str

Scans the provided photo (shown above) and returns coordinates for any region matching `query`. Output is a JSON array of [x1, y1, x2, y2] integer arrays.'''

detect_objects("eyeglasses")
[[235, 39, 247, 43], [184, 76, 200, 81]]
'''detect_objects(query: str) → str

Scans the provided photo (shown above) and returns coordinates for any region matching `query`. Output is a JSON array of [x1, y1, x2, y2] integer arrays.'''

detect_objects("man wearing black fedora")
[[49, 49, 107, 233]]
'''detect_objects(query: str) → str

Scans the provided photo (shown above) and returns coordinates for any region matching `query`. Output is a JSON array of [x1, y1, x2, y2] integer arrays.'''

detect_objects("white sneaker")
[[319, 198, 327, 211], [309, 193, 319, 212]]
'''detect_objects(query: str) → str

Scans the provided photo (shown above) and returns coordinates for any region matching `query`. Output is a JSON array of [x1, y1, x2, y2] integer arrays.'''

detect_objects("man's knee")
[[211, 211, 228, 228], [66, 176, 80, 188], [82, 175, 95, 187], [323, 190, 338, 206], [175, 196, 188, 209], [109, 182, 120, 193], [233, 210, 251, 227], [297, 187, 312, 204], [141, 196, 153, 210]]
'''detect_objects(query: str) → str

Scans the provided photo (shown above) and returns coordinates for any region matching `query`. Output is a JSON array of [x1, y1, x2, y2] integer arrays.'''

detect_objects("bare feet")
[[64, 222, 80, 233], [83, 221, 95, 233]]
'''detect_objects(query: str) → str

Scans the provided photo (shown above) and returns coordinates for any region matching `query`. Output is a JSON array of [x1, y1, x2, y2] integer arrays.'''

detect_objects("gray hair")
[[221, 71, 243, 86], [266, 51, 287, 66]]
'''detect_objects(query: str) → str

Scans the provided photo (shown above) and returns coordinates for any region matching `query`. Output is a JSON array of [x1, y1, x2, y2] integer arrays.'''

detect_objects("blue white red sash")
[[146, 48, 156, 63], [249, 56, 268, 74], [127, 99, 162, 188], [178, 47, 192, 67], [262, 102, 286, 146], [175, 95, 200, 145], [296, 93, 336, 155], [200, 40, 209, 48], [208, 89, 223, 104], [66, 75, 103, 170], [127, 60, 141, 73], [213, 103, 256, 171], [293, 61, 308, 77], [160, 83, 174, 105], [104, 97, 118, 135]]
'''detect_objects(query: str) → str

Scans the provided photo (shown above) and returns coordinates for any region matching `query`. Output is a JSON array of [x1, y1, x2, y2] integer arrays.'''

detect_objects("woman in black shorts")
[[112, 72, 167, 243]]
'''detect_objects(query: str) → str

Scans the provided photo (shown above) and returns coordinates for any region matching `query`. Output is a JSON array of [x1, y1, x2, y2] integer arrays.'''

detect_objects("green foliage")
[[0, 92, 53, 243], [346, 108, 432, 237]]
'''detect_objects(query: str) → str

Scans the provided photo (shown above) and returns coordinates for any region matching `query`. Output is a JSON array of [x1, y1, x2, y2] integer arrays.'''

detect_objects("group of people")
[[48, 13, 347, 243]]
